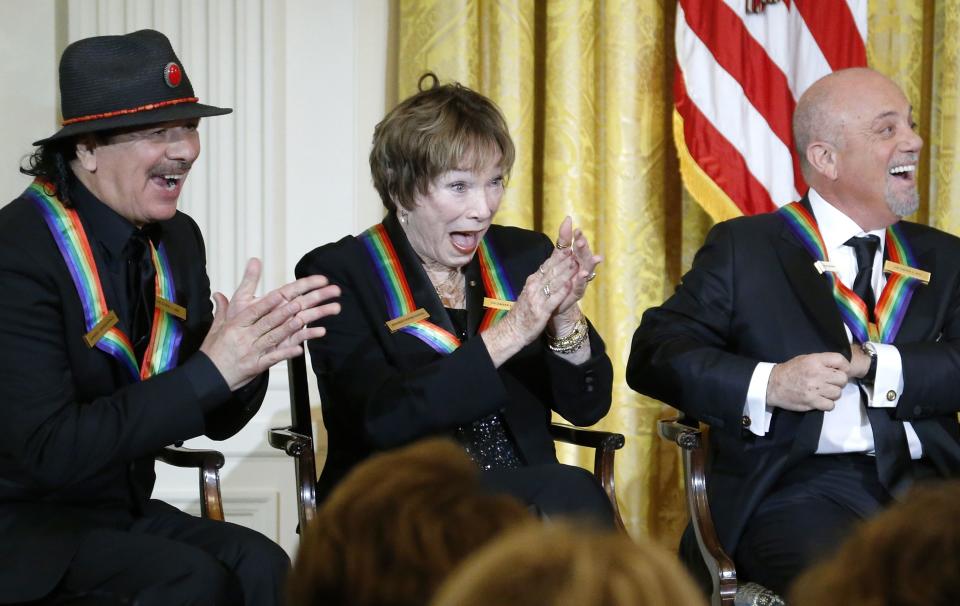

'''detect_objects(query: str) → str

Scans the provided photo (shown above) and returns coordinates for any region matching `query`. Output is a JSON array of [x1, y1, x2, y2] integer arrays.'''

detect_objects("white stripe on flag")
[[719, 0, 832, 102], [676, 4, 801, 205], [845, 0, 869, 43], [783, 2, 840, 99]]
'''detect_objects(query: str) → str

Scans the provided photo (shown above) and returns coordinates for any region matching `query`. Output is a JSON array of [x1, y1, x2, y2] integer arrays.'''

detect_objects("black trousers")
[[43, 500, 290, 606], [733, 454, 892, 596], [480, 463, 615, 528]]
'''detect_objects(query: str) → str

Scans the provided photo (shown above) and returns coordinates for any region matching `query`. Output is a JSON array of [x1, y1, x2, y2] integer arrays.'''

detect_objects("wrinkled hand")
[[200, 258, 341, 390], [481, 246, 578, 367], [549, 216, 602, 336], [766, 352, 851, 412]]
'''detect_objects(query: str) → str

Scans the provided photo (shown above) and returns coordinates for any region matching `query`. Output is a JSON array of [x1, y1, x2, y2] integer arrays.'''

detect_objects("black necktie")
[[126, 231, 156, 363], [846, 235, 880, 321], [844, 235, 912, 495]]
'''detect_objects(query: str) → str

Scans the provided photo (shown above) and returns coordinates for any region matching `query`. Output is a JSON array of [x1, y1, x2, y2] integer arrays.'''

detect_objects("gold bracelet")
[[547, 317, 588, 354]]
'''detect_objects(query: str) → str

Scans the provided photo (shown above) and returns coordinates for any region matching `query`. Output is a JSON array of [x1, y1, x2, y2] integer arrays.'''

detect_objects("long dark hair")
[[19, 140, 77, 205]]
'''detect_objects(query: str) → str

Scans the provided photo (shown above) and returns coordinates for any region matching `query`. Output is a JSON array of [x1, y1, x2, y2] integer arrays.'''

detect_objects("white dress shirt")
[[743, 189, 922, 458]]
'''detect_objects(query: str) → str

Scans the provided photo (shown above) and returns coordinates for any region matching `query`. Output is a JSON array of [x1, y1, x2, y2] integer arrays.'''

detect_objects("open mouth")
[[450, 230, 481, 254], [151, 173, 185, 191], [889, 164, 916, 182]]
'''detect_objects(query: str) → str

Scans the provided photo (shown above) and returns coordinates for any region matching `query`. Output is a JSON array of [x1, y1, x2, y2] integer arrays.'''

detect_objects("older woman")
[[296, 74, 614, 523]]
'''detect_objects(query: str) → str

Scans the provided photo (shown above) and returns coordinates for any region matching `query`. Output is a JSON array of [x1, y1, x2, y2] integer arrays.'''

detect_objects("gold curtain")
[[394, 0, 960, 544]]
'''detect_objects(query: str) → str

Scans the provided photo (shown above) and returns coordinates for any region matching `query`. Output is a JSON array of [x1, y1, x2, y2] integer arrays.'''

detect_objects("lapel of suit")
[[464, 252, 485, 338], [775, 196, 851, 355], [776, 196, 850, 456], [381, 214, 459, 339]]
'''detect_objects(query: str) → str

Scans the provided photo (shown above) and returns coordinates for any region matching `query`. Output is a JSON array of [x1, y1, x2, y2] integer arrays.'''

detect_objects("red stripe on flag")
[[675, 67, 778, 215], [792, 0, 866, 70], [679, 0, 806, 196]]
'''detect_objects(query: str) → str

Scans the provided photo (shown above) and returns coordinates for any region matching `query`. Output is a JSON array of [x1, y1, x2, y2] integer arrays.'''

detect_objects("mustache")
[[889, 155, 918, 167], [149, 161, 192, 176]]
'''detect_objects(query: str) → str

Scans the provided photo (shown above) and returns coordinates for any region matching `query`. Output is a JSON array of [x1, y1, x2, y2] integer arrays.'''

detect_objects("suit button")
[[585, 375, 595, 384], [585, 385, 595, 393], [914, 405, 923, 416], [741, 415, 751, 428], [886, 390, 897, 402]]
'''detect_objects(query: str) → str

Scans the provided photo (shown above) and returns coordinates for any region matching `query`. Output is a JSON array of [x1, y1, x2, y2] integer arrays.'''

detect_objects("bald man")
[[627, 68, 960, 595]]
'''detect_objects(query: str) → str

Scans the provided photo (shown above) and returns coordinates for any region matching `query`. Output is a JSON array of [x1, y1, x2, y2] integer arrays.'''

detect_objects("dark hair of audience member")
[[790, 481, 960, 606], [287, 438, 531, 606], [430, 521, 707, 606]]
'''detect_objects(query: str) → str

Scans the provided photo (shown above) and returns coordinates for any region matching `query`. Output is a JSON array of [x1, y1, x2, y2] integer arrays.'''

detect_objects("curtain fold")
[[394, 0, 960, 543]]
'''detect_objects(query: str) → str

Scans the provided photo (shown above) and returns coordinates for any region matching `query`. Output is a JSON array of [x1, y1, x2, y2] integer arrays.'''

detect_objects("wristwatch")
[[861, 341, 878, 384]]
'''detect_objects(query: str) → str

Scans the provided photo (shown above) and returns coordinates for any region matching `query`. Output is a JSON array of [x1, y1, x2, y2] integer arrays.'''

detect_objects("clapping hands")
[[200, 258, 341, 390]]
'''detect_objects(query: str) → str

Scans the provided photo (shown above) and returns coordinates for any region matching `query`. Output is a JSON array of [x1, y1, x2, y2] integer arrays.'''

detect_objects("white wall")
[[0, 1, 60, 198], [0, 0, 390, 556]]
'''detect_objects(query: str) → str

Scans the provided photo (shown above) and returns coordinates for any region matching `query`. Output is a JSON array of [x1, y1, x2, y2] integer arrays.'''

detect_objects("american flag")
[[674, 0, 868, 221]]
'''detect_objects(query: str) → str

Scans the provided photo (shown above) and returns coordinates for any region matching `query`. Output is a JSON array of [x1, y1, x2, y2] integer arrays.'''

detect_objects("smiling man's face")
[[831, 71, 923, 227], [73, 118, 201, 227]]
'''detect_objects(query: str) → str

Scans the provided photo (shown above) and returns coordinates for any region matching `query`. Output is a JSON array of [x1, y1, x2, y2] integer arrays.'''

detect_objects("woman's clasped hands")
[[481, 216, 602, 367]]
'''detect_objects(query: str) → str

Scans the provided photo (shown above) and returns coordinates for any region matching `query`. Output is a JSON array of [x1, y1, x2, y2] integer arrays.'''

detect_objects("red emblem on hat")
[[164, 62, 182, 88]]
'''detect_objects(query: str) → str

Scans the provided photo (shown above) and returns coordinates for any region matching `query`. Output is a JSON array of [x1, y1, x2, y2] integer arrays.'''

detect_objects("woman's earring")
[[398, 210, 408, 224]]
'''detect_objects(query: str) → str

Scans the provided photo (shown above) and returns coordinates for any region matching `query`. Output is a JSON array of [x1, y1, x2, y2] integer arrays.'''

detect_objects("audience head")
[[287, 438, 531, 606], [369, 72, 516, 213], [789, 481, 960, 606], [430, 521, 707, 606], [792, 67, 922, 230]]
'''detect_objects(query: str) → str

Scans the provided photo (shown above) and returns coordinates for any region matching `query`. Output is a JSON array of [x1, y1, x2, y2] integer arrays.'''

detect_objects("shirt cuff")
[[864, 343, 903, 408], [743, 362, 775, 436]]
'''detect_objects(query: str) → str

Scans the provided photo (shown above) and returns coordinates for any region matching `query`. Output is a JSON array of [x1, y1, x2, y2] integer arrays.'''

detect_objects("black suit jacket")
[[627, 199, 960, 555], [296, 215, 613, 501], [0, 189, 267, 603]]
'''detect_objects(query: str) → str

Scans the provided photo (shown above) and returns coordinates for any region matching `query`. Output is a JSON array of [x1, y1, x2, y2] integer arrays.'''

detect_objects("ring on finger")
[[585, 271, 597, 282], [555, 241, 570, 250], [542, 282, 552, 298]]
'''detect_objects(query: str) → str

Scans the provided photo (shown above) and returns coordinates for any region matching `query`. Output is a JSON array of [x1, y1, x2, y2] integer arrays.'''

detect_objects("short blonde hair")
[[430, 522, 707, 606], [287, 438, 531, 606], [369, 73, 516, 212]]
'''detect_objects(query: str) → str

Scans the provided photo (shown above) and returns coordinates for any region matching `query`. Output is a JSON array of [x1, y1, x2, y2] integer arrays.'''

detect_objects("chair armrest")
[[658, 418, 738, 606], [268, 425, 319, 530], [550, 423, 626, 532], [157, 445, 225, 470], [156, 445, 225, 522], [549, 423, 625, 451], [657, 417, 702, 450], [268, 426, 313, 457]]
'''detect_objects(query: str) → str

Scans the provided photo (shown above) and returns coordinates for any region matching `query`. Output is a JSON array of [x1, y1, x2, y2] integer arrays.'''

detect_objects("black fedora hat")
[[33, 29, 231, 146]]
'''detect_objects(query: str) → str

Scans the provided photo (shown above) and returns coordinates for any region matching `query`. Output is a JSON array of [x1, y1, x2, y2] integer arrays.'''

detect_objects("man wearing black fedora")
[[0, 30, 339, 605]]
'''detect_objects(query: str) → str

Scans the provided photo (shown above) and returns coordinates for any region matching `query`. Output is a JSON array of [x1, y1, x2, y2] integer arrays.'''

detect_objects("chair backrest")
[[277, 353, 320, 530], [288, 353, 313, 437]]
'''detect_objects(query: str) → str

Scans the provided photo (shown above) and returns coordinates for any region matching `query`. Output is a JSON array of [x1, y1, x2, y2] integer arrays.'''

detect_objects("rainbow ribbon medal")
[[779, 201, 923, 344], [477, 239, 515, 331], [360, 224, 515, 355], [26, 179, 183, 380]]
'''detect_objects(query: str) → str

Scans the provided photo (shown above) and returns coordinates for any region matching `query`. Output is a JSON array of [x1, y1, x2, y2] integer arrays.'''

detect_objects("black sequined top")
[[446, 307, 523, 470]]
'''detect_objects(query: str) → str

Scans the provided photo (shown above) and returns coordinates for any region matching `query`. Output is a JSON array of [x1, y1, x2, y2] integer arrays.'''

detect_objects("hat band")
[[61, 97, 200, 126]]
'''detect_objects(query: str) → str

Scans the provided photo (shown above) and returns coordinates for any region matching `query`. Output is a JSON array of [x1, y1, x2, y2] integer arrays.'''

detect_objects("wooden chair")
[[156, 444, 226, 521], [658, 414, 783, 606], [269, 354, 628, 533]]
